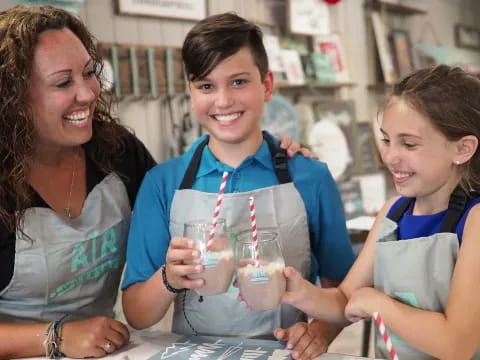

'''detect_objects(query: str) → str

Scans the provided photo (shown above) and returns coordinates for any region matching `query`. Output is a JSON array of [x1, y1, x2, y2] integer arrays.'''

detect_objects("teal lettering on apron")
[[374, 188, 480, 359], [169, 135, 311, 338], [0, 173, 131, 323]]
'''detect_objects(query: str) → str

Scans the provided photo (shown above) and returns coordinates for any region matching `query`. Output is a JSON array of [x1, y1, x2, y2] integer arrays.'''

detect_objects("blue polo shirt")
[[122, 132, 355, 289]]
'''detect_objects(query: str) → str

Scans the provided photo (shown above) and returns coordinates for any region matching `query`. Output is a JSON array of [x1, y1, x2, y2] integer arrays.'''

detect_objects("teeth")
[[64, 110, 90, 121], [214, 112, 241, 122], [393, 172, 412, 178]]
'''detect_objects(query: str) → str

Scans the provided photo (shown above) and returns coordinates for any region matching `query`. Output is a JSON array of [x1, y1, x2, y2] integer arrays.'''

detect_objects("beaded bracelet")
[[161, 265, 186, 294], [44, 315, 67, 359]]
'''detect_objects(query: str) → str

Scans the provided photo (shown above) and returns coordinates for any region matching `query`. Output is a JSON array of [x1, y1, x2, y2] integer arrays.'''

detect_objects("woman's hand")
[[277, 136, 314, 158], [60, 317, 129, 358]]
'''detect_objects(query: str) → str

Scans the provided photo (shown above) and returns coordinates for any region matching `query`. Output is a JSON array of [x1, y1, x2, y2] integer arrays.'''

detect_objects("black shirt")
[[0, 131, 156, 292]]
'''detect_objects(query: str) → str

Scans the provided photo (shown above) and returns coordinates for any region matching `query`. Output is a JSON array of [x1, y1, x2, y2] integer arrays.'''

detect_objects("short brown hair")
[[182, 12, 269, 81], [392, 65, 480, 192], [0, 5, 127, 233]]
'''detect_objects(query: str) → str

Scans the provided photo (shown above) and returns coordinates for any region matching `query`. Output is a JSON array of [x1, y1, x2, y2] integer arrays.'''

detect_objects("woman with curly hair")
[[0, 4, 156, 358]]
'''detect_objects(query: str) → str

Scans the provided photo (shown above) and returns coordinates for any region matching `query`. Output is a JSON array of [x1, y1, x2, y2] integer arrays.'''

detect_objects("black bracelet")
[[161, 265, 186, 294]]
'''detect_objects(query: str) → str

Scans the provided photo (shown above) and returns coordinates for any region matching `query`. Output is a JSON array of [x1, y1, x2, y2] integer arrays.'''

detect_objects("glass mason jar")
[[184, 219, 234, 296], [235, 230, 286, 311]]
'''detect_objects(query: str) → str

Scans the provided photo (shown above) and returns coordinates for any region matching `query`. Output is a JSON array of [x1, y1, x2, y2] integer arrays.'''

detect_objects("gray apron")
[[169, 135, 311, 338], [0, 173, 131, 323], [374, 188, 480, 359]]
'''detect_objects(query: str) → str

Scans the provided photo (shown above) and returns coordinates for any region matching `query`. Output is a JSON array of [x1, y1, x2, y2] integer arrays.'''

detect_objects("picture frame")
[[312, 34, 350, 83], [370, 11, 397, 84], [287, 0, 330, 36], [280, 49, 306, 86], [117, 0, 206, 21], [355, 122, 382, 175], [455, 24, 480, 51], [388, 29, 414, 79]]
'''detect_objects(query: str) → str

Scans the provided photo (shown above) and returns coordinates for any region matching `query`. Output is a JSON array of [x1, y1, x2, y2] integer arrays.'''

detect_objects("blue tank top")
[[387, 196, 480, 243]]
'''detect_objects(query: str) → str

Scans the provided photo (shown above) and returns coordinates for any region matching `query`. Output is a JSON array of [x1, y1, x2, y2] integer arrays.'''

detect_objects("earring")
[[454, 160, 461, 165]]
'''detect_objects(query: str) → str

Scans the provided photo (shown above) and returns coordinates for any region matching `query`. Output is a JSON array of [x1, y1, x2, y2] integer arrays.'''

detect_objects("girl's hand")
[[61, 317, 129, 358], [344, 287, 386, 323], [281, 266, 310, 306]]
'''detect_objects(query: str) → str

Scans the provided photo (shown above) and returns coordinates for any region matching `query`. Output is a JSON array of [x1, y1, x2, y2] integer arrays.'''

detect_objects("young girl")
[[277, 65, 480, 359]]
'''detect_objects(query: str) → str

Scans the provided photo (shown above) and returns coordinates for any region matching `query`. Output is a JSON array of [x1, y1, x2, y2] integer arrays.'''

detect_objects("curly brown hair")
[[392, 65, 480, 193], [0, 5, 127, 233]]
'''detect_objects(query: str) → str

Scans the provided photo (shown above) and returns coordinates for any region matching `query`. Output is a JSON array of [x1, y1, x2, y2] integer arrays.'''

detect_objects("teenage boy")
[[122, 12, 355, 360]]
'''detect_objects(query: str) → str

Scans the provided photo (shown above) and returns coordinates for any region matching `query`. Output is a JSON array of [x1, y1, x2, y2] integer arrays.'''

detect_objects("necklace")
[[64, 149, 80, 218]]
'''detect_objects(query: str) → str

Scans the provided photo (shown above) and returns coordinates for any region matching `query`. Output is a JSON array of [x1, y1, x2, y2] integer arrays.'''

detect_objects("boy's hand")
[[274, 322, 328, 360], [277, 136, 314, 159], [164, 236, 204, 290]]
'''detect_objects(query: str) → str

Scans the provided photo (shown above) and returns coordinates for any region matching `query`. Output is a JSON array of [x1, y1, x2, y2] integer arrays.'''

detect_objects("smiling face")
[[189, 47, 274, 152], [29, 28, 100, 152], [380, 98, 462, 204]]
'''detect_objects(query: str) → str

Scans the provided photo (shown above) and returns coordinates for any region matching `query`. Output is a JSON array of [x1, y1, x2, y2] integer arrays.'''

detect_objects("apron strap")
[[179, 137, 209, 190], [179, 134, 292, 189], [387, 197, 414, 223], [387, 187, 468, 234], [263, 134, 292, 184], [439, 186, 468, 233]]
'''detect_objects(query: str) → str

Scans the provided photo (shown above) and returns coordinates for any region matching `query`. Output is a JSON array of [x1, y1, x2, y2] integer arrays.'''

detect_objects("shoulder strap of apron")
[[179, 134, 292, 190], [439, 186, 468, 233], [179, 137, 209, 190], [387, 197, 414, 223], [387, 187, 468, 233], [263, 134, 292, 184]]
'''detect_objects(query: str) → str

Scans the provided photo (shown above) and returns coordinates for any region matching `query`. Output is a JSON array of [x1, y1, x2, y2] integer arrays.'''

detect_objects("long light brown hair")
[[0, 5, 127, 234], [392, 65, 480, 194]]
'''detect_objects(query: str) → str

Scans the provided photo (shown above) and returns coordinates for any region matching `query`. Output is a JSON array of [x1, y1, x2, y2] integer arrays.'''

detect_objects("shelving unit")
[[365, 0, 427, 86], [277, 81, 356, 90], [366, 0, 427, 16]]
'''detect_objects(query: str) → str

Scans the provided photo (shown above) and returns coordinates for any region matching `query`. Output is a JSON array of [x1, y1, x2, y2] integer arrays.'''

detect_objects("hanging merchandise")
[[15, 0, 84, 14]]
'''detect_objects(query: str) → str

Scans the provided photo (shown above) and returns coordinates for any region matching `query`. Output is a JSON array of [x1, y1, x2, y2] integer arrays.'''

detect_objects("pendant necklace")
[[64, 149, 80, 218]]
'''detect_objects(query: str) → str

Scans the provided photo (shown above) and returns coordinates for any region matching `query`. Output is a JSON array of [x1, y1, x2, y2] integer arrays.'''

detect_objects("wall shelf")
[[366, 0, 427, 16], [276, 81, 356, 90]]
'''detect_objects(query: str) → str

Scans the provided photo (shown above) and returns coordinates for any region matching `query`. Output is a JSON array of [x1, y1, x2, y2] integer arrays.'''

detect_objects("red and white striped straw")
[[248, 196, 260, 267], [207, 171, 229, 251], [373, 312, 399, 360]]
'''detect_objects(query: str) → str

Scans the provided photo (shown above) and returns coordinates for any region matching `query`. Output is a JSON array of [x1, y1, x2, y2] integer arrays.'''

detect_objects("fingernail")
[[188, 240, 194, 247], [287, 343, 293, 349], [195, 265, 202, 272], [192, 250, 199, 257]]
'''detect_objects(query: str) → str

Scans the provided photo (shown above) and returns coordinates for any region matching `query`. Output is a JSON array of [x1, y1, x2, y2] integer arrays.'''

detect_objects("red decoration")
[[324, 0, 341, 4]]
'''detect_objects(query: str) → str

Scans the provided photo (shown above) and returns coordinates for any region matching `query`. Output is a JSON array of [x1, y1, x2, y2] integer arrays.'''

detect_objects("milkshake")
[[188, 247, 234, 296], [235, 230, 286, 311], [237, 261, 286, 311], [184, 220, 234, 296]]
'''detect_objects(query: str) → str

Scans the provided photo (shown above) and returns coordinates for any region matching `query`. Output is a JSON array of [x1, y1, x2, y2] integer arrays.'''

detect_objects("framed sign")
[[287, 0, 330, 36], [117, 0, 206, 21], [388, 30, 414, 78], [455, 24, 480, 51]]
